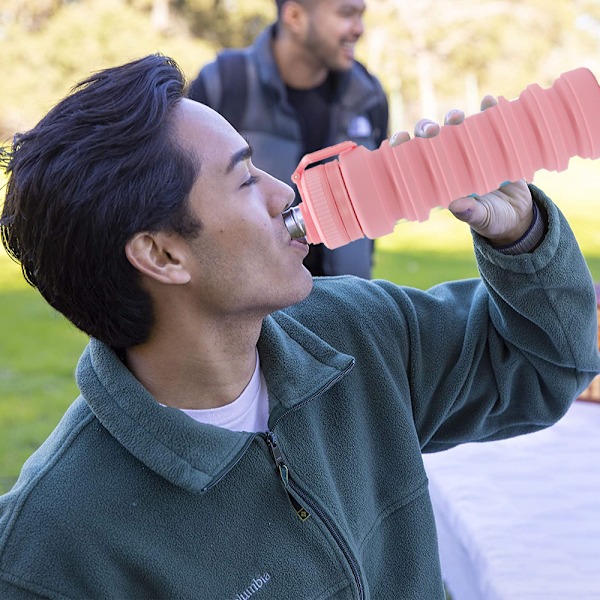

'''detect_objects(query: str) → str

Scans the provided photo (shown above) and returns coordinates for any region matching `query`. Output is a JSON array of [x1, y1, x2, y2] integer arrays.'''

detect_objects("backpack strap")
[[216, 49, 248, 127]]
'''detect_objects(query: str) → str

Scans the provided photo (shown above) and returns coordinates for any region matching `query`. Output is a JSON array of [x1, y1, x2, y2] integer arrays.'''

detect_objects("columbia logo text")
[[231, 572, 272, 600]]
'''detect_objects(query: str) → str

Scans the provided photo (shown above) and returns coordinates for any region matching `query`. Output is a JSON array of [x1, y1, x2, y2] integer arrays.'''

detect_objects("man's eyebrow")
[[224, 144, 253, 175]]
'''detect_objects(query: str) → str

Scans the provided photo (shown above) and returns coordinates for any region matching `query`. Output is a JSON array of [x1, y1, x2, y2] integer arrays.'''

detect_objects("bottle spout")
[[282, 206, 307, 240]]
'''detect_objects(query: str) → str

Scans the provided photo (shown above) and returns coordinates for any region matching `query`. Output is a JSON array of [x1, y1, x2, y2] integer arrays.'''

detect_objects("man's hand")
[[389, 97, 534, 246]]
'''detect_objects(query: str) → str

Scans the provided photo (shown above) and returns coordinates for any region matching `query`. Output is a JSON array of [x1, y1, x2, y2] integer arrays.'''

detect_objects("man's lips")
[[290, 237, 309, 255], [341, 41, 357, 55]]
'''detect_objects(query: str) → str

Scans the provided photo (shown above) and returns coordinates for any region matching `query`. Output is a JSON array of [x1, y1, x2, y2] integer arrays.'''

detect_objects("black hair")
[[0, 54, 201, 349], [275, 0, 286, 16]]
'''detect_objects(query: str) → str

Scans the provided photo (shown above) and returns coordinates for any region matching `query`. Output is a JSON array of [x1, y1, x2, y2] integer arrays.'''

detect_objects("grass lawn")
[[1, 158, 599, 494], [0, 286, 86, 493]]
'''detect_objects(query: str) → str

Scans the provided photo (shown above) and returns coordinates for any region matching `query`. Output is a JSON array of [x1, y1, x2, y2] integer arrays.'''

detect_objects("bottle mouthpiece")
[[282, 206, 306, 240]]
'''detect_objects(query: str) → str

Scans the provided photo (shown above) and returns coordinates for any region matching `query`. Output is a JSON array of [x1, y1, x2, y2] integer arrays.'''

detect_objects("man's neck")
[[272, 35, 328, 90], [124, 317, 262, 411]]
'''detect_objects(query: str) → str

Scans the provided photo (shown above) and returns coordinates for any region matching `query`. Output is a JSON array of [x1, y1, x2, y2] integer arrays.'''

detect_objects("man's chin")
[[291, 270, 314, 305], [329, 61, 353, 74]]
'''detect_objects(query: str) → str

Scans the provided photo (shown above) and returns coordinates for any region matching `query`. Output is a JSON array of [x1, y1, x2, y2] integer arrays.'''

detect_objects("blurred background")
[[1, 0, 600, 493], [3, 0, 600, 140]]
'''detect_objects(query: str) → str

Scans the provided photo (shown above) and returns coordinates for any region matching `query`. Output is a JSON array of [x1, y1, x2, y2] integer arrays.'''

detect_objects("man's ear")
[[281, 0, 308, 34], [125, 232, 191, 285]]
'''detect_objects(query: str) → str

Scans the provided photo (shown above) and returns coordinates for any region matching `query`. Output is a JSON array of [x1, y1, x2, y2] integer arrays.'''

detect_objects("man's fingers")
[[448, 196, 483, 225], [480, 94, 498, 111], [414, 119, 440, 138], [444, 109, 464, 126], [389, 130, 411, 147]]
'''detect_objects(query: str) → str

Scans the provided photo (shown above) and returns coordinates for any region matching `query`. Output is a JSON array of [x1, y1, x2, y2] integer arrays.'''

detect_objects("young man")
[[188, 0, 388, 279], [0, 54, 598, 599]]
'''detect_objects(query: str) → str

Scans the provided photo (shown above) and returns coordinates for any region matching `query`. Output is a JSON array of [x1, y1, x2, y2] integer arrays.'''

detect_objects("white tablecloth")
[[422, 401, 600, 600]]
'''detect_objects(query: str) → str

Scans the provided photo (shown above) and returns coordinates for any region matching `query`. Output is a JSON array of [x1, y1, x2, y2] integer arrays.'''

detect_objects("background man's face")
[[301, 0, 366, 71]]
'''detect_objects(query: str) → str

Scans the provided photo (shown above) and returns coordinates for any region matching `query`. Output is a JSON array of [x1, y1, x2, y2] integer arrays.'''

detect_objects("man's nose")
[[265, 172, 295, 215], [352, 15, 364, 38]]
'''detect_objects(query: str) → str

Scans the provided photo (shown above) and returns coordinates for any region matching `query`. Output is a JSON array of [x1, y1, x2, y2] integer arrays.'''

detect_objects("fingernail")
[[424, 122, 437, 135], [468, 193, 481, 200], [451, 208, 472, 221], [417, 120, 435, 136]]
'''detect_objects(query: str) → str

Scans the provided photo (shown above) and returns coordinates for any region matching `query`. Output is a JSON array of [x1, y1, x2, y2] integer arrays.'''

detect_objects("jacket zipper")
[[266, 430, 364, 600], [204, 358, 354, 494], [266, 431, 311, 521]]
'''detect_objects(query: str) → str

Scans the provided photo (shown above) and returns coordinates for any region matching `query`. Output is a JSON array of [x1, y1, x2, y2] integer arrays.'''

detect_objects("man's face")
[[302, 0, 366, 71], [172, 99, 313, 318]]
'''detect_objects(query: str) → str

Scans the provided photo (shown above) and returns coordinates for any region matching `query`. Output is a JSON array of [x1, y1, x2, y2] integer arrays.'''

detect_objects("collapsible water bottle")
[[282, 68, 600, 248]]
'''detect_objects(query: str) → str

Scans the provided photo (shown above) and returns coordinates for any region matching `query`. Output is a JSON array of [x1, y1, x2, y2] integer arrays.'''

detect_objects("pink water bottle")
[[282, 68, 600, 249]]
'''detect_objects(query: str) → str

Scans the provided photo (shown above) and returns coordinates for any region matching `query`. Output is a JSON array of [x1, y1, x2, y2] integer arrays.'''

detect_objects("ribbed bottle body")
[[295, 68, 600, 248]]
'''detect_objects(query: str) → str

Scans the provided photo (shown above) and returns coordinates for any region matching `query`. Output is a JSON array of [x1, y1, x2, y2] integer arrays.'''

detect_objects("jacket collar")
[[258, 311, 355, 424], [76, 312, 354, 494]]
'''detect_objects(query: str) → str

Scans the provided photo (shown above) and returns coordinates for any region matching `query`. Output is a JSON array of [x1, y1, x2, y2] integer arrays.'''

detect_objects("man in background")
[[188, 0, 388, 278]]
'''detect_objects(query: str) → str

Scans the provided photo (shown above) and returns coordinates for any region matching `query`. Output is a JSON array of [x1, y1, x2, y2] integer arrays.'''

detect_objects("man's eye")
[[242, 175, 259, 188]]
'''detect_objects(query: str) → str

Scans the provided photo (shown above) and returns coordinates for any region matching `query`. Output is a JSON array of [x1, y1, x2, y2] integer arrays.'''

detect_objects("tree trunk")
[[151, 0, 170, 32]]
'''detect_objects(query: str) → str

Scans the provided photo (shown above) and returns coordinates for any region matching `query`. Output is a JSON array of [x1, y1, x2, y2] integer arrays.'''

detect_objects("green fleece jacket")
[[1, 190, 599, 599]]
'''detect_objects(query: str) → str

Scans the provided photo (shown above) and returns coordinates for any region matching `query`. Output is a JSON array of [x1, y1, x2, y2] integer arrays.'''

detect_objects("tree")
[[360, 0, 600, 129], [2, 0, 599, 140], [0, 0, 214, 139], [181, 0, 275, 48]]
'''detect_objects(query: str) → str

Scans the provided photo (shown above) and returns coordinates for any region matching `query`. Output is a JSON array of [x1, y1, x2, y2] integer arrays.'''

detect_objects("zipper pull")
[[266, 431, 310, 522], [266, 431, 287, 482]]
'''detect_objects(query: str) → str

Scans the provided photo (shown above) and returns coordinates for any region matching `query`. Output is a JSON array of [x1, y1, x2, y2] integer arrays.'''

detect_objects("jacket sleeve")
[[371, 186, 600, 451]]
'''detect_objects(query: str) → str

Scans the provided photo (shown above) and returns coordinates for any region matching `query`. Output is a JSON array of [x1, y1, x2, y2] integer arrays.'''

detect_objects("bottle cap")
[[291, 141, 362, 248]]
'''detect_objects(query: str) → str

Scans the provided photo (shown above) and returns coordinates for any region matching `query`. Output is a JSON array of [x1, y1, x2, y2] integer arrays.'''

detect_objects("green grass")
[[1, 158, 599, 494], [0, 261, 87, 492]]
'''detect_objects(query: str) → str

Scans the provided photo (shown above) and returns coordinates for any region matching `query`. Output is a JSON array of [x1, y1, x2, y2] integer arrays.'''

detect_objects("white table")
[[423, 401, 600, 600]]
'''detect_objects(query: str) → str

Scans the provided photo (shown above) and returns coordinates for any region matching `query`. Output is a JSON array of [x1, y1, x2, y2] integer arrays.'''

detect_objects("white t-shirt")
[[178, 351, 269, 433]]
